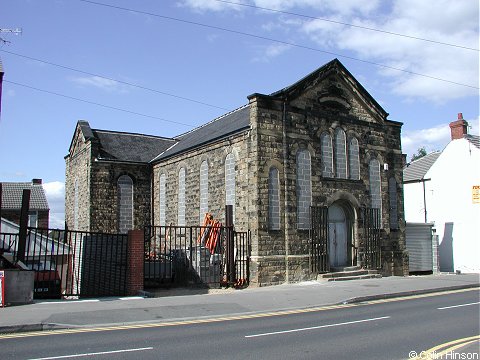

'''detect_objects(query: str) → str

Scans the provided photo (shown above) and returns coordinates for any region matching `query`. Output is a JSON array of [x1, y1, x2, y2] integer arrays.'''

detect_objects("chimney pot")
[[449, 114, 468, 141]]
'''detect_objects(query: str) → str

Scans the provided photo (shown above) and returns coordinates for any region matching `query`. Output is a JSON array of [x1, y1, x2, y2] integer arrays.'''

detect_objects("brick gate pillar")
[[127, 230, 144, 295]]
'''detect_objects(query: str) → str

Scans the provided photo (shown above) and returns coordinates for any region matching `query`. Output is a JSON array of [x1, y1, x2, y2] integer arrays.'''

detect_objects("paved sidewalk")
[[1, 273, 478, 334]]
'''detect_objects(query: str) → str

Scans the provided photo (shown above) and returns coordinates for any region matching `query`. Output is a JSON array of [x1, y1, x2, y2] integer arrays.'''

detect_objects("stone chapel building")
[[65, 59, 408, 286]]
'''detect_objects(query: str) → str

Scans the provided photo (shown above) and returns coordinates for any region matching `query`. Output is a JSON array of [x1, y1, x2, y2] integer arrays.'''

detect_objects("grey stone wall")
[[89, 162, 151, 233], [65, 126, 91, 231], [152, 134, 252, 231], [65, 125, 152, 233], [248, 70, 407, 285]]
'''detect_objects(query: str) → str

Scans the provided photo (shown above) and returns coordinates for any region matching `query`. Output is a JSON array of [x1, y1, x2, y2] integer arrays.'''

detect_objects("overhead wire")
[[77, 0, 479, 90], [0, 50, 230, 111], [4, 80, 194, 128], [212, 0, 479, 52]]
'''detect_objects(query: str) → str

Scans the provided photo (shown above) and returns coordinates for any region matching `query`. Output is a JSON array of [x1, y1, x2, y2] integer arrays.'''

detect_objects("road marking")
[[437, 301, 480, 310], [410, 335, 480, 360], [1, 288, 477, 340], [244, 316, 391, 338], [27, 347, 153, 360]]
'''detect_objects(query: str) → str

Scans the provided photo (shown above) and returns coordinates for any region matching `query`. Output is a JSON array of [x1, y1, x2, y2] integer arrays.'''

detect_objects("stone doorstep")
[[321, 273, 383, 282], [317, 267, 382, 281]]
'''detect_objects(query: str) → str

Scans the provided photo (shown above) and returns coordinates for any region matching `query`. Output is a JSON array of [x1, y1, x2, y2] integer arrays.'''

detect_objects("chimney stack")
[[449, 113, 468, 140]]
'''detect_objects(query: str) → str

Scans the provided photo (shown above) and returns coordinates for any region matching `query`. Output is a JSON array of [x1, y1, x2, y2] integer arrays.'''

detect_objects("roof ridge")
[[408, 151, 442, 165], [174, 103, 249, 139], [92, 128, 175, 141]]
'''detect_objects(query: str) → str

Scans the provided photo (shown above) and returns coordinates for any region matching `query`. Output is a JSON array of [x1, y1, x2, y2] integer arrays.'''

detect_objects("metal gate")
[[0, 228, 128, 298], [310, 206, 329, 273], [144, 225, 250, 288], [362, 208, 381, 269]]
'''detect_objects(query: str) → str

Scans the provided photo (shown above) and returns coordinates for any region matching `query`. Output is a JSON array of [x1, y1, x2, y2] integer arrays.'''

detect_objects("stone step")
[[324, 273, 382, 282], [331, 265, 361, 272], [317, 269, 382, 281]]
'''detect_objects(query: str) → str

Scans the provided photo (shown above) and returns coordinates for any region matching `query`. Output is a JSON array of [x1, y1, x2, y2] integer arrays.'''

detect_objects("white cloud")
[[178, 0, 242, 12], [70, 76, 129, 93], [300, 0, 479, 103], [43, 181, 65, 229], [252, 43, 291, 62]]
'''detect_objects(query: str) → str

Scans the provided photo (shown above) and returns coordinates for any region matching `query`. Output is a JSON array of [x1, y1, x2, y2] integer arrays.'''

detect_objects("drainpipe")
[[151, 165, 155, 228], [282, 98, 290, 283]]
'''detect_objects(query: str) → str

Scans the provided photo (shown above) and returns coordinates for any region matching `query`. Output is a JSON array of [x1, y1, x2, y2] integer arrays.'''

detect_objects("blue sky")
[[1, 0, 479, 228]]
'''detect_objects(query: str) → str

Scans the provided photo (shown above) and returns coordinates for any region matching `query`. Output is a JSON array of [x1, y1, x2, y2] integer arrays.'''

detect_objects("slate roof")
[[465, 134, 480, 149], [92, 129, 176, 163], [153, 105, 251, 161], [403, 152, 442, 183], [1, 182, 49, 210]]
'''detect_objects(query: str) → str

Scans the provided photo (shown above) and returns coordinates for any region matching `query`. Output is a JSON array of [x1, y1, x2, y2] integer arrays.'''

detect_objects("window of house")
[[349, 137, 360, 180], [268, 167, 281, 230], [199, 160, 209, 224], [335, 128, 347, 179], [321, 133, 334, 177], [28, 211, 38, 227], [159, 173, 166, 226], [296, 149, 312, 230], [225, 153, 236, 221], [389, 177, 399, 230], [178, 168, 186, 226], [117, 175, 133, 234], [369, 159, 382, 227]]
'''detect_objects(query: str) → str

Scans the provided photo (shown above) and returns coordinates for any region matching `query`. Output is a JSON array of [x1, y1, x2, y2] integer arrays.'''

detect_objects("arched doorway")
[[328, 203, 351, 268]]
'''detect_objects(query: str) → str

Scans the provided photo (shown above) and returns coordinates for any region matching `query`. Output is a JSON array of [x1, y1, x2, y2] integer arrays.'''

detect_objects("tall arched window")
[[321, 133, 333, 177], [369, 159, 382, 227], [389, 177, 399, 230], [117, 175, 133, 234], [268, 167, 280, 230], [178, 168, 186, 226], [296, 149, 312, 230], [199, 160, 209, 224], [159, 173, 166, 226], [225, 153, 236, 221], [349, 137, 360, 180], [335, 128, 347, 179]]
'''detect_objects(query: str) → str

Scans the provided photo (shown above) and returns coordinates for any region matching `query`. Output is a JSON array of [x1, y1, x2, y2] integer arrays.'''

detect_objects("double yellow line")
[[410, 335, 480, 359], [0, 287, 478, 340]]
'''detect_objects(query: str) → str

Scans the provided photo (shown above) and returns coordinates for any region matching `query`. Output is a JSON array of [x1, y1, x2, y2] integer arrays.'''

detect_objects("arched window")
[[268, 167, 280, 230], [159, 173, 166, 226], [321, 133, 333, 177], [349, 137, 360, 180], [178, 168, 186, 226], [199, 160, 209, 224], [225, 153, 236, 221], [74, 178, 79, 230], [335, 128, 347, 179], [369, 159, 382, 227], [117, 175, 133, 234], [296, 149, 312, 230], [389, 177, 399, 230]]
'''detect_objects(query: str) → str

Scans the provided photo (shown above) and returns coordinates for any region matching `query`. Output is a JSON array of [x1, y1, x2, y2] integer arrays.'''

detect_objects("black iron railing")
[[144, 225, 250, 288], [0, 228, 128, 299]]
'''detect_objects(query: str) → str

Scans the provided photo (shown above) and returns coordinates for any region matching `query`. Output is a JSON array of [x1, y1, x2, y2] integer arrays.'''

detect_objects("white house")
[[403, 114, 480, 273]]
